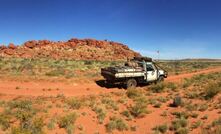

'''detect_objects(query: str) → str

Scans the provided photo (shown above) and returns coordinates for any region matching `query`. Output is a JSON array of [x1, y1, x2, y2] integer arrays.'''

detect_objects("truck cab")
[[138, 61, 167, 83]]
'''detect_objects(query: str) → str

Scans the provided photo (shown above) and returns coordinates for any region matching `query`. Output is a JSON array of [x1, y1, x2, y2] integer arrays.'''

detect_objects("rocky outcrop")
[[0, 38, 141, 61]]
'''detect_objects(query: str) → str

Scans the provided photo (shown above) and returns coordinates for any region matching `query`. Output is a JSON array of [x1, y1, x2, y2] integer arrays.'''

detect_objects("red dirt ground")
[[0, 67, 220, 97], [0, 67, 220, 134]]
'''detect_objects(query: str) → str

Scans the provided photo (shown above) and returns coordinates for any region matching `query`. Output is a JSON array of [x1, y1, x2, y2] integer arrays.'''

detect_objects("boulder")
[[8, 43, 16, 49]]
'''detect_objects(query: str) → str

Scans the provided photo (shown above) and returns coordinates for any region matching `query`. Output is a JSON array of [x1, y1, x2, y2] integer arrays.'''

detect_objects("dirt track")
[[0, 67, 220, 97]]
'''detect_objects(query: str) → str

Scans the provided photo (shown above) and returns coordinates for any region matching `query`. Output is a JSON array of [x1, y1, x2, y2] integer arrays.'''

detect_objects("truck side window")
[[146, 64, 154, 71]]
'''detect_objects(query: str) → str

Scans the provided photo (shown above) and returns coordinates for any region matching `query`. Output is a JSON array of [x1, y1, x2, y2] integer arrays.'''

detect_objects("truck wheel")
[[157, 76, 164, 82], [126, 79, 137, 89]]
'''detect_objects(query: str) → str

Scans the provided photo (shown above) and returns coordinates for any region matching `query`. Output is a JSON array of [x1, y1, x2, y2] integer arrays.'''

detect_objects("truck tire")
[[157, 76, 164, 82], [126, 79, 137, 89]]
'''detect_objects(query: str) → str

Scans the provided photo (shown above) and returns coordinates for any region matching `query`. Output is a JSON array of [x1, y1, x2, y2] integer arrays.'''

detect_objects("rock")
[[0, 45, 7, 50], [172, 96, 182, 107], [8, 43, 16, 49], [4, 49, 14, 55], [0, 38, 141, 60], [24, 40, 37, 48]]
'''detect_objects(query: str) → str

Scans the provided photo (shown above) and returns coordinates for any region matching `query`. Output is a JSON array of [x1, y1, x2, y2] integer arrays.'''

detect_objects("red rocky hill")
[[0, 38, 141, 61]]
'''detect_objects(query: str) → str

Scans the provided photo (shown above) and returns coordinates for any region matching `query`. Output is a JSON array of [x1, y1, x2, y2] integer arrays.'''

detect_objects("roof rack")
[[133, 56, 152, 62]]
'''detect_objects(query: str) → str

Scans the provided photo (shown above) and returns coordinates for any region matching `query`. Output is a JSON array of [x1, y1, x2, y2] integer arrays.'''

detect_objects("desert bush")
[[175, 127, 189, 134], [185, 91, 200, 99], [171, 111, 189, 119], [204, 82, 221, 100], [7, 100, 37, 129], [150, 82, 165, 93], [182, 78, 192, 88], [212, 117, 221, 127], [47, 118, 56, 130], [166, 82, 177, 91], [66, 98, 83, 110], [11, 127, 32, 134], [10, 117, 45, 134], [45, 68, 65, 76], [202, 117, 221, 134], [8, 100, 33, 110], [201, 115, 208, 120], [157, 96, 168, 103], [58, 112, 78, 134], [191, 120, 201, 129], [190, 113, 199, 118], [101, 97, 118, 111], [0, 113, 11, 130], [153, 102, 162, 108], [153, 124, 168, 133], [92, 106, 106, 124], [170, 117, 188, 131], [30, 117, 45, 134], [134, 96, 148, 105], [129, 102, 148, 118], [198, 104, 208, 112], [0, 100, 5, 107], [126, 89, 143, 99], [118, 97, 128, 104], [185, 103, 199, 111], [121, 110, 133, 120], [106, 116, 128, 132]]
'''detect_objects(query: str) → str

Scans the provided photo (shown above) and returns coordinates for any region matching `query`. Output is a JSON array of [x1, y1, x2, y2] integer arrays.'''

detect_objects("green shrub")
[[166, 82, 177, 91], [199, 104, 208, 112], [0, 113, 11, 130], [150, 82, 165, 93], [170, 118, 188, 131], [190, 113, 198, 118], [129, 102, 148, 118], [47, 118, 56, 130], [153, 124, 168, 133], [58, 112, 78, 134], [191, 120, 201, 129], [101, 97, 118, 111], [8, 100, 33, 110], [11, 117, 45, 134], [106, 116, 128, 132], [11, 127, 32, 134], [92, 106, 106, 124], [182, 79, 192, 88], [153, 102, 162, 108], [175, 127, 189, 134], [185, 103, 198, 111], [212, 117, 221, 127], [45, 68, 65, 76], [134, 96, 148, 105], [121, 110, 133, 120], [204, 83, 221, 100], [201, 115, 208, 120], [171, 111, 189, 119], [30, 117, 45, 134], [126, 89, 143, 99], [66, 98, 82, 110], [185, 91, 199, 99]]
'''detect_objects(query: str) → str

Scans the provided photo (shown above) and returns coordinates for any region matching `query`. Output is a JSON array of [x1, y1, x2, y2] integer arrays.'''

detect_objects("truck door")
[[146, 64, 158, 81]]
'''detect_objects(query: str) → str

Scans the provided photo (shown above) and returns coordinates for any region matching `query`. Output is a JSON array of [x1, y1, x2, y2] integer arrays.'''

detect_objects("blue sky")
[[0, 0, 221, 59]]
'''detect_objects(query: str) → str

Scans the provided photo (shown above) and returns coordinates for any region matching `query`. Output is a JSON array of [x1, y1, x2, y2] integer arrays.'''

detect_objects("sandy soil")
[[0, 67, 220, 134], [0, 67, 220, 97]]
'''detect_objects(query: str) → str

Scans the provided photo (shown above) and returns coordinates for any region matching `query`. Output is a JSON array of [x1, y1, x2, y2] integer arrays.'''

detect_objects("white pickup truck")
[[101, 57, 168, 89]]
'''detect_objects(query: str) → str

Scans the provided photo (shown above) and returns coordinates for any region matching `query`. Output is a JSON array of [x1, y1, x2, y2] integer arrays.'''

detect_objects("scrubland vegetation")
[[0, 57, 221, 133], [0, 57, 220, 80], [0, 70, 220, 133]]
